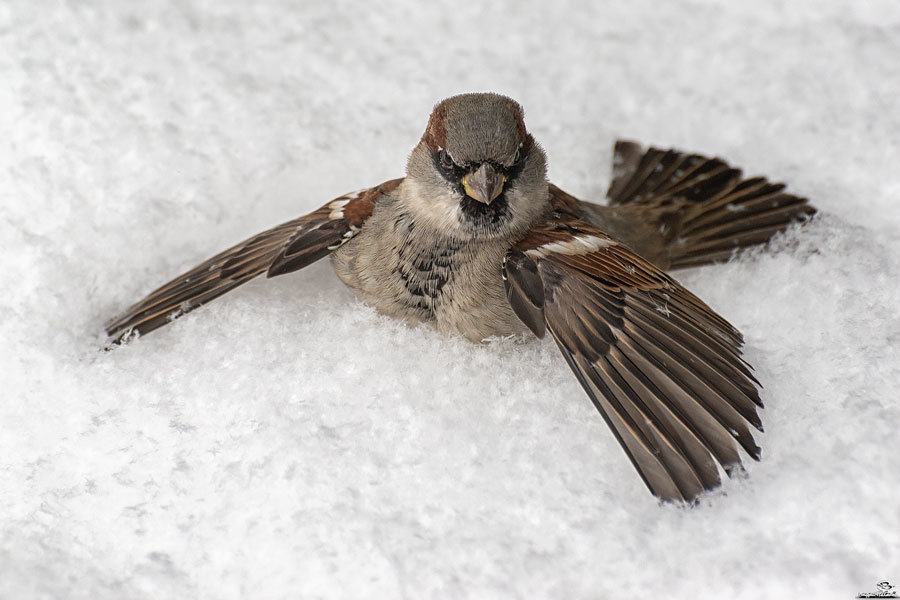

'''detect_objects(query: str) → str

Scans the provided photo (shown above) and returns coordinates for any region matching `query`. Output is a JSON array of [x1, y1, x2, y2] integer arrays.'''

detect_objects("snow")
[[3, 1, 900, 598]]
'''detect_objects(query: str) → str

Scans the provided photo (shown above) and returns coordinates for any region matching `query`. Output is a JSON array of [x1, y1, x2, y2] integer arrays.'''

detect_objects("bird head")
[[404, 93, 549, 239]]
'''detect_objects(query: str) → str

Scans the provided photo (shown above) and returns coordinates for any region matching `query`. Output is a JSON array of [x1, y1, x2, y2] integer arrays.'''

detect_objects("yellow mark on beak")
[[462, 164, 506, 205]]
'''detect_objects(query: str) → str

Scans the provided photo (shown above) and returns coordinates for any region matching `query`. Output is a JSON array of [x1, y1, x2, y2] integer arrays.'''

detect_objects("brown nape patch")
[[422, 102, 449, 150], [344, 178, 403, 226], [521, 132, 535, 151], [423, 94, 532, 152], [512, 103, 532, 148]]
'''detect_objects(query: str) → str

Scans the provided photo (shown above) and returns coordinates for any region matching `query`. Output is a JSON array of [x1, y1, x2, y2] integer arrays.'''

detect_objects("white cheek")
[[403, 178, 463, 232], [505, 188, 528, 221], [504, 187, 547, 234]]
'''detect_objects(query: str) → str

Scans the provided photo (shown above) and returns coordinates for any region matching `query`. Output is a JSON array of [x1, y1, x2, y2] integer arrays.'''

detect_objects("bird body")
[[332, 181, 539, 341], [106, 93, 816, 502]]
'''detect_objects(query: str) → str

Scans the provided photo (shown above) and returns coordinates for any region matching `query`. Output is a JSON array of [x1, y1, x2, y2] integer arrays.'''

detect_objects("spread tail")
[[607, 140, 817, 269]]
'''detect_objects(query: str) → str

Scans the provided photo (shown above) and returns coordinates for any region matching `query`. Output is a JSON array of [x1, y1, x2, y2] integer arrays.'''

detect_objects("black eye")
[[435, 148, 465, 182], [439, 148, 455, 170]]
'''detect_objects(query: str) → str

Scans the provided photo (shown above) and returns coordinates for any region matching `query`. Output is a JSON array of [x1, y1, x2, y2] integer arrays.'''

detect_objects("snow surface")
[[3, 1, 900, 598]]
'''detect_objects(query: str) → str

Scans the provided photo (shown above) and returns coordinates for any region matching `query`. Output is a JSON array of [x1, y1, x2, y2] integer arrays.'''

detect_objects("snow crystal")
[[3, 1, 900, 599]]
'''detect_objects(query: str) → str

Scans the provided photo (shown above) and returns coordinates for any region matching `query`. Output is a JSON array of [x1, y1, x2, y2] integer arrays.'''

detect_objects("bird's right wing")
[[105, 178, 402, 343], [503, 216, 764, 502]]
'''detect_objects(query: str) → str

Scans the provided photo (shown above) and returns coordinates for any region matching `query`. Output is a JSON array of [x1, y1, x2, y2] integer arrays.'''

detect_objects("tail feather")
[[608, 140, 816, 270]]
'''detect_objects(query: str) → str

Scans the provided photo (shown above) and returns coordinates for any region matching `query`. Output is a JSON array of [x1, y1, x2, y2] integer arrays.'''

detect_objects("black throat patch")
[[458, 194, 511, 233]]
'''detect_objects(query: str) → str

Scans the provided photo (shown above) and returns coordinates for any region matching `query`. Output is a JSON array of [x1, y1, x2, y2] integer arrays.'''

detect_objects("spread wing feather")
[[503, 218, 763, 501], [105, 179, 401, 343]]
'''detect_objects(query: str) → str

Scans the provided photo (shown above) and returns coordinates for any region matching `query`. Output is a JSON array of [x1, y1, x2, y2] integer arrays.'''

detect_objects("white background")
[[2, 1, 899, 598]]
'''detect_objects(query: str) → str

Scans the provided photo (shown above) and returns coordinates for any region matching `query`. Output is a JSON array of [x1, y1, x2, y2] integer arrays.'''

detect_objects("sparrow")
[[106, 93, 816, 502]]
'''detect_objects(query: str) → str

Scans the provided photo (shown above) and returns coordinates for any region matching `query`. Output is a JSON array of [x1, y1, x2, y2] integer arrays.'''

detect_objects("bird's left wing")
[[105, 178, 402, 343], [502, 216, 764, 502]]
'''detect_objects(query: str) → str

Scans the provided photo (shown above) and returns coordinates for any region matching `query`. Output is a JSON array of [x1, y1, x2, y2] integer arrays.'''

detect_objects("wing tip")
[[102, 324, 138, 348]]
